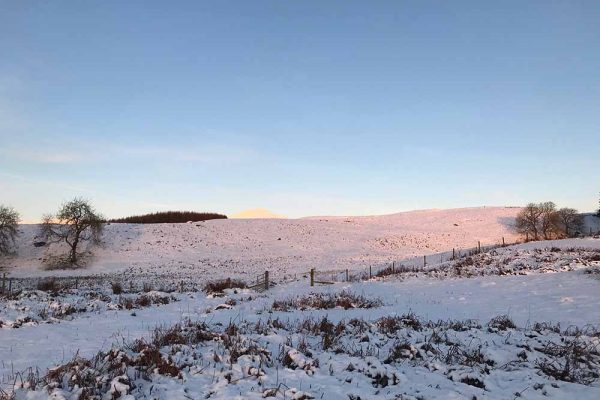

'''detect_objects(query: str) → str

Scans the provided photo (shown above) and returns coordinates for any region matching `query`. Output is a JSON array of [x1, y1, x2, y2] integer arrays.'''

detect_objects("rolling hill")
[[3, 206, 522, 278]]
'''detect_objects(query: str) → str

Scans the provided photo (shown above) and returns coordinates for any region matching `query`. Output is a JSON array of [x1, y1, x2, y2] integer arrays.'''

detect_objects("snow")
[[7, 266, 600, 398], [2, 243, 600, 397], [2, 207, 600, 398], [2, 206, 522, 279]]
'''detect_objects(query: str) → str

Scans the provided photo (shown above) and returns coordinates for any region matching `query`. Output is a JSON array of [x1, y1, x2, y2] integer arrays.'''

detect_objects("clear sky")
[[1, 0, 599, 221]]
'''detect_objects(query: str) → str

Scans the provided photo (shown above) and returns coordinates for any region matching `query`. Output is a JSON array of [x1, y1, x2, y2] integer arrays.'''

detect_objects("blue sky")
[[1, 0, 599, 221]]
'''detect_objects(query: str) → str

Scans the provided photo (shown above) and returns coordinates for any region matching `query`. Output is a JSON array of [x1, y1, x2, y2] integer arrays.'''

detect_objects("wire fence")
[[309, 236, 522, 285], [0, 273, 207, 297], [0, 269, 275, 298]]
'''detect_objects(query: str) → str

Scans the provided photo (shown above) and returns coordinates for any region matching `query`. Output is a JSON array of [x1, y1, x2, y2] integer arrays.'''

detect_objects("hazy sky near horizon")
[[1, 1, 599, 221]]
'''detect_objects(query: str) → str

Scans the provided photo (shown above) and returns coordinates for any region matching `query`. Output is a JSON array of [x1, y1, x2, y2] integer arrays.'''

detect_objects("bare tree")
[[517, 202, 585, 241], [555, 208, 584, 238], [0, 205, 20, 255], [515, 203, 543, 241], [539, 201, 558, 240], [41, 198, 104, 265]]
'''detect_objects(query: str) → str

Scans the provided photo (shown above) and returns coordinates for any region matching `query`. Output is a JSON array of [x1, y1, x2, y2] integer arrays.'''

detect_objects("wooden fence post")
[[1, 273, 5, 294], [346, 269, 349, 282], [478, 241, 481, 253], [264, 271, 269, 291], [423, 255, 426, 268], [502, 237, 505, 246], [369, 266, 372, 279], [8, 279, 12, 297], [310, 269, 314, 287], [452, 248, 455, 260], [392, 262, 395, 274]]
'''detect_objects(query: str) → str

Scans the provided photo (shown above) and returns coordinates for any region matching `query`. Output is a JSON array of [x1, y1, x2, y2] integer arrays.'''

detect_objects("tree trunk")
[[69, 239, 79, 264]]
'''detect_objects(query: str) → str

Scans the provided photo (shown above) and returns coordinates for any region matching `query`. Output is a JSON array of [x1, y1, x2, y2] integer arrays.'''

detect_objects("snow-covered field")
[[1, 207, 522, 280], [0, 240, 599, 398], [2, 208, 600, 399]]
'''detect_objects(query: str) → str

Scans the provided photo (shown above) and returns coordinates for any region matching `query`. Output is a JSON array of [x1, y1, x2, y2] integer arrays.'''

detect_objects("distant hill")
[[231, 208, 285, 219], [110, 211, 227, 224]]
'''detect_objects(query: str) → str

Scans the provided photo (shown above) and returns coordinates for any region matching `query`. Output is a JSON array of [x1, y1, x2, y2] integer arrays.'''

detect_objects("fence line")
[[0, 270, 275, 297], [309, 236, 521, 286], [0, 273, 207, 296]]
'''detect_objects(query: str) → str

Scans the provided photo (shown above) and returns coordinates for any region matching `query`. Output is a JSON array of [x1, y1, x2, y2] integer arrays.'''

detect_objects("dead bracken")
[[271, 291, 383, 311], [9, 314, 600, 399], [203, 278, 248, 294]]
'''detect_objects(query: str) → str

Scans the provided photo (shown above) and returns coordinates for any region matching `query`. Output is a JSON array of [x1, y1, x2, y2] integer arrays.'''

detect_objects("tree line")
[[515, 202, 585, 240], [110, 211, 227, 224]]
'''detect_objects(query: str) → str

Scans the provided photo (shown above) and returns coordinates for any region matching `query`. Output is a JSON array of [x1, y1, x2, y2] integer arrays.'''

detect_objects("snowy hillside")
[[2, 207, 521, 278]]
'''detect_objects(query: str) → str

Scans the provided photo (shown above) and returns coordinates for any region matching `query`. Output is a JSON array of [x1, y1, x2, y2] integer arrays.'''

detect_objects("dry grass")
[[111, 281, 123, 294], [203, 278, 247, 294], [488, 315, 516, 331], [118, 293, 172, 310], [12, 312, 600, 398], [536, 339, 600, 384], [272, 291, 382, 312], [36, 278, 60, 292]]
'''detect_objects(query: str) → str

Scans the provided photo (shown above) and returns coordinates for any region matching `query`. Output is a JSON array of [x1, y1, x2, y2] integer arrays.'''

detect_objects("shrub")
[[488, 315, 516, 331], [377, 316, 401, 335], [135, 345, 181, 377], [136, 295, 151, 307], [376, 313, 422, 334], [111, 281, 123, 295], [385, 340, 419, 363], [151, 322, 215, 347], [536, 339, 600, 384], [272, 291, 382, 311], [585, 253, 600, 262], [37, 278, 60, 292], [375, 264, 419, 278], [45, 358, 96, 392], [120, 297, 134, 310], [203, 278, 247, 294], [533, 322, 561, 334]]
